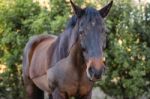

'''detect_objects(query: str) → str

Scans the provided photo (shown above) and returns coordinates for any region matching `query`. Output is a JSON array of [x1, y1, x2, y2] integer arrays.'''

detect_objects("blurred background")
[[0, 0, 150, 99]]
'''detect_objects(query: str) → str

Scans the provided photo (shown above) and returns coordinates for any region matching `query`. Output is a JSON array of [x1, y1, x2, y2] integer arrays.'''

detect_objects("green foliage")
[[49, 0, 69, 33], [0, 0, 74, 98], [0, 0, 150, 99], [0, 0, 49, 98], [98, 0, 150, 99]]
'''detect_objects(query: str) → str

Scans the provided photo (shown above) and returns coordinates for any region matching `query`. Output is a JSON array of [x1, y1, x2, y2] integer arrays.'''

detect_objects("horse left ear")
[[70, 0, 84, 18], [99, 1, 113, 18]]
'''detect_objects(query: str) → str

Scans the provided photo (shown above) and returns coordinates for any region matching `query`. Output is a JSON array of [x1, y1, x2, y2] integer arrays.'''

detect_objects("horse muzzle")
[[88, 66, 105, 81], [86, 58, 105, 81]]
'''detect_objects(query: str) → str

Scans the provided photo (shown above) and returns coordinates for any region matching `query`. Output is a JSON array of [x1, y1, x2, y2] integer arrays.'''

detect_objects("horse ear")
[[70, 0, 84, 18], [99, 1, 113, 18]]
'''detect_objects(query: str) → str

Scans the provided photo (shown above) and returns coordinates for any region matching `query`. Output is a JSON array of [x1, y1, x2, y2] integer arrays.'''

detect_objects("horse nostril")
[[88, 66, 105, 80], [88, 67, 94, 77]]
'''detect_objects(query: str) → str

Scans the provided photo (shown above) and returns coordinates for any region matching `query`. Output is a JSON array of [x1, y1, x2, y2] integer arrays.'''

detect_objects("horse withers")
[[22, 0, 113, 99]]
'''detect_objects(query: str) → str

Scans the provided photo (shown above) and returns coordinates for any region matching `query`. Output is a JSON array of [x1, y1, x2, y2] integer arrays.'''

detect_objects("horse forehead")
[[91, 21, 96, 26], [85, 7, 99, 15], [81, 16, 103, 28]]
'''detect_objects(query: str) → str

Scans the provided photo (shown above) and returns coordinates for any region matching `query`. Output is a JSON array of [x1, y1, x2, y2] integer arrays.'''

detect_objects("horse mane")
[[53, 15, 77, 61], [66, 15, 77, 29]]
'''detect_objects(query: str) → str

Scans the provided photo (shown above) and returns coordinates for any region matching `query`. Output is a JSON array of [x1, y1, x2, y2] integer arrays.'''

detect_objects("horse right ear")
[[99, 1, 113, 18], [70, 0, 84, 18]]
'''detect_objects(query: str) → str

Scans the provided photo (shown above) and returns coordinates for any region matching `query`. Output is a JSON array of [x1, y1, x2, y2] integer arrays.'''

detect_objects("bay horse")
[[22, 0, 113, 99]]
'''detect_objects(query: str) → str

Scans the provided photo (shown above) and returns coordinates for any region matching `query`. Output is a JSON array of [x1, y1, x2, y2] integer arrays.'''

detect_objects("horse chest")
[[77, 75, 93, 96], [49, 58, 93, 97], [58, 73, 93, 96]]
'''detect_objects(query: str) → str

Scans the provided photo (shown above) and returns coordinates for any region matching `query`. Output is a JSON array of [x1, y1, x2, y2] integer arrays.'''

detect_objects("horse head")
[[69, 0, 113, 81]]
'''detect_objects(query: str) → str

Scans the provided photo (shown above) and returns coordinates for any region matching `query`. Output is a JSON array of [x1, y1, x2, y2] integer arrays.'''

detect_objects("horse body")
[[22, 35, 56, 97], [23, 34, 93, 99], [29, 36, 56, 92]]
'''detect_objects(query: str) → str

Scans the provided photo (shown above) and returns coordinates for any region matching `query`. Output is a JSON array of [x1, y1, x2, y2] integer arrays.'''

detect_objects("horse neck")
[[68, 41, 85, 69], [53, 28, 72, 62]]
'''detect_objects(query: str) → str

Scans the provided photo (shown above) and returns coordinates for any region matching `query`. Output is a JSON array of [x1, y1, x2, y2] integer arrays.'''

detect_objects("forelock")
[[84, 7, 102, 22]]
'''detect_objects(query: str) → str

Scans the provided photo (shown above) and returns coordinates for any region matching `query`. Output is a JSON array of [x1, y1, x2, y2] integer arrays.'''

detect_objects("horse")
[[22, 0, 113, 99]]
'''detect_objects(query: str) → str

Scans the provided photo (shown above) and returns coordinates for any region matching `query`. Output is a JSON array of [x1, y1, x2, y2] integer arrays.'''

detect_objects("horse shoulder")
[[29, 38, 55, 79]]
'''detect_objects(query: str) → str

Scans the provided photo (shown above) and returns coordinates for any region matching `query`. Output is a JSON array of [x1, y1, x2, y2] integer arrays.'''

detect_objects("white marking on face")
[[92, 22, 96, 26], [86, 60, 93, 80]]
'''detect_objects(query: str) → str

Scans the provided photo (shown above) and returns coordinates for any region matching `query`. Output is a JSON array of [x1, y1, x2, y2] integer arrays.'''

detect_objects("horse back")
[[23, 35, 57, 79]]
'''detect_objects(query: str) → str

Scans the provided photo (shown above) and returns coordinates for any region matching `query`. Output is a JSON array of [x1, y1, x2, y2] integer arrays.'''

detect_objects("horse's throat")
[[69, 43, 85, 73]]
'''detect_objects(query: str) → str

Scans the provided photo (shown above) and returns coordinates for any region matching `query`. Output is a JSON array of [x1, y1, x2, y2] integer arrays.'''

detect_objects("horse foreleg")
[[23, 75, 44, 99], [52, 89, 69, 99], [26, 83, 44, 99], [75, 91, 92, 99], [49, 94, 53, 99]]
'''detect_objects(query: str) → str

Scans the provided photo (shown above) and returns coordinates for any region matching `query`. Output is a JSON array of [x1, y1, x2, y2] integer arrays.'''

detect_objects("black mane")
[[53, 15, 77, 62], [84, 7, 101, 22], [66, 15, 77, 29], [85, 7, 100, 16]]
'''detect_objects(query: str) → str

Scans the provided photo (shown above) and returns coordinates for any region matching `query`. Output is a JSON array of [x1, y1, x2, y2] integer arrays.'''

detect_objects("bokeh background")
[[0, 0, 150, 99]]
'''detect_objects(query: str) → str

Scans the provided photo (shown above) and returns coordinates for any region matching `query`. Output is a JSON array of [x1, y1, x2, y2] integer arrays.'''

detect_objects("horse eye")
[[103, 44, 106, 50], [82, 47, 86, 52], [79, 30, 84, 37], [103, 40, 107, 50], [80, 31, 84, 35]]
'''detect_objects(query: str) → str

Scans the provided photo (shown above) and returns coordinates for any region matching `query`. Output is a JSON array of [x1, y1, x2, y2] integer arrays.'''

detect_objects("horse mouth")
[[88, 75, 102, 82]]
